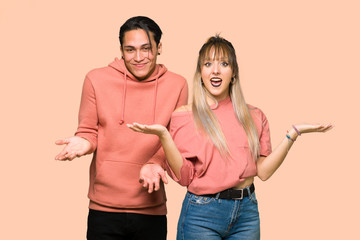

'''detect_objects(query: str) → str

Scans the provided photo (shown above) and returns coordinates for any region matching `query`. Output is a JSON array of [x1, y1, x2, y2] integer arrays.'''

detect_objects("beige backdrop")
[[1, 0, 359, 239]]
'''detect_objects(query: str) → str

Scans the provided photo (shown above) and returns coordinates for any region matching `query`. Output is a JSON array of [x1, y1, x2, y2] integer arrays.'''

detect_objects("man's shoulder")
[[162, 70, 187, 83], [86, 65, 114, 77], [83, 65, 120, 86]]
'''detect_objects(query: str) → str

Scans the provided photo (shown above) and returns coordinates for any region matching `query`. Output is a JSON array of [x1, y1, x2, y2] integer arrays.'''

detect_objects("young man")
[[55, 16, 188, 240]]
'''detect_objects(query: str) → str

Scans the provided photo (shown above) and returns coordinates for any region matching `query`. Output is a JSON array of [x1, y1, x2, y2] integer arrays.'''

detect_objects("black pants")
[[87, 209, 167, 240]]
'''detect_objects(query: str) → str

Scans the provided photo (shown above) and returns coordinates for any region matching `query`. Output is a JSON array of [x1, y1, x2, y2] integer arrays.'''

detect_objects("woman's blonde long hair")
[[192, 35, 260, 160]]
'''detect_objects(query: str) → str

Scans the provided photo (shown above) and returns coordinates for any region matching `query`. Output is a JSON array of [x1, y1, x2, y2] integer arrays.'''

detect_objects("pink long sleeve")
[[75, 75, 98, 153], [167, 98, 272, 195]]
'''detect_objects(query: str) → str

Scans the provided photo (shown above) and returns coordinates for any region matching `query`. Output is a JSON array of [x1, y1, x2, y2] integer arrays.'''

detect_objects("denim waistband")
[[192, 183, 255, 200]]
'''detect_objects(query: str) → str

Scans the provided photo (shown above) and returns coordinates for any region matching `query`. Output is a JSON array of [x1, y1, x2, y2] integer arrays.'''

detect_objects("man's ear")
[[157, 42, 162, 55], [120, 46, 124, 59]]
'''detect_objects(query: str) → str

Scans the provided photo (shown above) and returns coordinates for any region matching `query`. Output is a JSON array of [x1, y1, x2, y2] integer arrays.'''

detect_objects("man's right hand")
[[55, 136, 91, 161]]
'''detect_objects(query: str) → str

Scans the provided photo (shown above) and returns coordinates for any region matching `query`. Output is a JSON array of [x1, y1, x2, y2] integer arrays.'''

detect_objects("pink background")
[[1, 0, 359, 239]]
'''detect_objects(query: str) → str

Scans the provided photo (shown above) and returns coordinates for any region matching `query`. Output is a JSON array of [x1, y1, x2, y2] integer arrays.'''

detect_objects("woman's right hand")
[[127, 123, 168, 138], [128, 122, 183, 180]]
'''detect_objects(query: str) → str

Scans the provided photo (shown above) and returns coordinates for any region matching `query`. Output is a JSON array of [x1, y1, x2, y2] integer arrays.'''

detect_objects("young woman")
[[128, 35, 332, 240]]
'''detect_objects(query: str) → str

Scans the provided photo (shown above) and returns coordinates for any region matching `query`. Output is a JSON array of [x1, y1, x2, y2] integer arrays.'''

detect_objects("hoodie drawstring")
[[111, 58, 163, 125], [119, 72, 158, 125], [119, 72, 127, 125], [152, 77, 159, 124]]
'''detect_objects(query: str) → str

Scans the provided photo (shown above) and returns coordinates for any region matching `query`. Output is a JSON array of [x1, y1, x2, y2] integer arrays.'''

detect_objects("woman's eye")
[[204, 62, 211, 67], [221, 62, 229, 67]]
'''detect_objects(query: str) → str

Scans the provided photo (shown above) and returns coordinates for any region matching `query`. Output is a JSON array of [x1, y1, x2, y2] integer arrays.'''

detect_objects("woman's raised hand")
[[127, 123, 168, 137], [293, 123, 333, 135]]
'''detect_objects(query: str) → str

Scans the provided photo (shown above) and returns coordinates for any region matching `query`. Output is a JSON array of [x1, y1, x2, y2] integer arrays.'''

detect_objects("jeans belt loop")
[[215, 192, 221, 199], [246, 185, 251, 196]]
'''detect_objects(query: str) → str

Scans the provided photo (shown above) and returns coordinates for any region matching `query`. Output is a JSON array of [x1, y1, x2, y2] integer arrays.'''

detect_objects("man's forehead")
[[122, 30, 155, 46]]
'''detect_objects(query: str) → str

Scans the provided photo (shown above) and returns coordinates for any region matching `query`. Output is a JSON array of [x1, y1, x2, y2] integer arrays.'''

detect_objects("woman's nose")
[[212, 64, 220, 75]]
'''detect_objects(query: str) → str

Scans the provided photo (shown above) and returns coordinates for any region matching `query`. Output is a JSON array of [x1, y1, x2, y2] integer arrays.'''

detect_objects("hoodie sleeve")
[[145, 79, 188, 168], [175, 80, 189, 111], [74, 75, 98, 153]]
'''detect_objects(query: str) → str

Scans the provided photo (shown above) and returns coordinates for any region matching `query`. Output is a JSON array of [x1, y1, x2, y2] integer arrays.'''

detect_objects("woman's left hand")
[[293, 123, 333, 135]]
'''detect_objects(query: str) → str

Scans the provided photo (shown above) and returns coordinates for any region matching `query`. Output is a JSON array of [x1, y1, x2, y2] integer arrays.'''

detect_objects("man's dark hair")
[[119, 16, 162, 49]]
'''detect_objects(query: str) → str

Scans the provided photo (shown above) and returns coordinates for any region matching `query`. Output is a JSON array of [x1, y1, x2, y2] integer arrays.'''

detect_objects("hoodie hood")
[[108, 58, 168, 125], [109, 57, 167, 82]]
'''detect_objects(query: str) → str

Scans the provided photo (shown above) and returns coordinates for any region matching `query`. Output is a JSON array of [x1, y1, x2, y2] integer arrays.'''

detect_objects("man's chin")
[[133, 73, 147, 80], [131, 69, 154, 81]]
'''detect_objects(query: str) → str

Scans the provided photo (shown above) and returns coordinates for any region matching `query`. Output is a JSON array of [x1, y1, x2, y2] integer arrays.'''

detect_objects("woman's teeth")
[[210, 78, 222, 87]]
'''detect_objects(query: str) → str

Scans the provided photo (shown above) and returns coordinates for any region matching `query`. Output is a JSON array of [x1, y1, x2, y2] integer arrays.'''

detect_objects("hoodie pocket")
[[91, 160, 165, 209]]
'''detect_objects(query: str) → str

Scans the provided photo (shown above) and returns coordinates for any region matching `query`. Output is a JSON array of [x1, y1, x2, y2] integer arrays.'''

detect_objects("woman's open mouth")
[[210, 78, 222, 87]]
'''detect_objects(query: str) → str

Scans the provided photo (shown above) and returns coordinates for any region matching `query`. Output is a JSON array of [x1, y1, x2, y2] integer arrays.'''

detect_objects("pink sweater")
[[167, 97, 271, 195], [75, 58, 188, 215]]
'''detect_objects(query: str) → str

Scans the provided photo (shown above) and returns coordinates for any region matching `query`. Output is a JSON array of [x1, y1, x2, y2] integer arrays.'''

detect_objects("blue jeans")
[[177, 189, 260, 240]]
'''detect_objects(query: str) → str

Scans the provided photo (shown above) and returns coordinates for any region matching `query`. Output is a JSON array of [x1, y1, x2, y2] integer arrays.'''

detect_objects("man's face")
[[121, 29, 162, 80]]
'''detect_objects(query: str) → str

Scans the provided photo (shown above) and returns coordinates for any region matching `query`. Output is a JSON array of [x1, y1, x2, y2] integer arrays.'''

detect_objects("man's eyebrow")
[[123, 43, 151, 48]]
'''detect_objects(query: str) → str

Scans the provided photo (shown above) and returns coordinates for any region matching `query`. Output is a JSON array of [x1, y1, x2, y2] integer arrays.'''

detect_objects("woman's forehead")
[[203, 46, 229, 60]]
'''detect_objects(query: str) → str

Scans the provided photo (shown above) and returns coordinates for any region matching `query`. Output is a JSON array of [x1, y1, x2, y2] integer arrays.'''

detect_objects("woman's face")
[[201, 51, 233, 104]]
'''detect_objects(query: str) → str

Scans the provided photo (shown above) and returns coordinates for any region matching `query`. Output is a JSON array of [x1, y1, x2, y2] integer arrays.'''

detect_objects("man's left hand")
[[139, 164, 168, 193]]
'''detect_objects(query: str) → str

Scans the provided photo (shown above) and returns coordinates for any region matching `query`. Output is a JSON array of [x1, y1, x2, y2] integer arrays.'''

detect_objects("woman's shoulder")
[[247, 104, 268, 124], [170, 105, 196, 135], [171, 105, 193, 127], [247, 104, 264, 114], [174, 104, 192, 113]]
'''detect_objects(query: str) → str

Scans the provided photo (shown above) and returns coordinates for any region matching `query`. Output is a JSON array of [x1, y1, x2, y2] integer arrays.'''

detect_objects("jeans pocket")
[[249, 192, 258, 204], [188, 193, 215, 205]]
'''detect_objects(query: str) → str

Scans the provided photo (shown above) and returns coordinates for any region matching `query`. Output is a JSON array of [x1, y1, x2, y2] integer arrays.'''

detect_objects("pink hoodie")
[[75, 58, 188, 215]]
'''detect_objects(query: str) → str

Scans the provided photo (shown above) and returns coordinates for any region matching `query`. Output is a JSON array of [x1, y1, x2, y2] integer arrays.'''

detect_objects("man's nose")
[[134, 50, 144, 61]]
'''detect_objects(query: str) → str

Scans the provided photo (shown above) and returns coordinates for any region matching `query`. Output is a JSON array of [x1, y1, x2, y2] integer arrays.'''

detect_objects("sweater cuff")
[[74, 133, 97, 153], [146, 154, 166, 169], [165, 158, 194, 187]]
